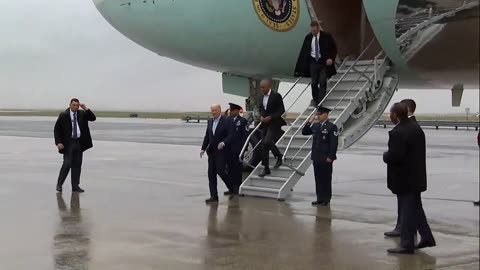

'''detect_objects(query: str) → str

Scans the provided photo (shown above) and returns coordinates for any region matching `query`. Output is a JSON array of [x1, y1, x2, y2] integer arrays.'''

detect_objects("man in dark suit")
[[383, 102, 436, 254], [258, 79, 286, 177], [475, 131, 480, 206], [385, 98, 419, 237], [219, 103, 248, 195], [294, 21, 338, 106], [302, 106, 338, 206], [54, 98, 96, 193], [201, 104, 232, 203]]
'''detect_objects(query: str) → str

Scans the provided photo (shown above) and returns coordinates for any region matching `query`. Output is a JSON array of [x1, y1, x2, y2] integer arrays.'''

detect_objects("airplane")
[[93, 0, 479, 199]]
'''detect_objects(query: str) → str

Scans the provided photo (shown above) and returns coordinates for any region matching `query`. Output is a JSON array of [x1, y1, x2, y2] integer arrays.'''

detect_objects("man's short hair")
[[310, 21, 320, 27], [70, 98, 79, 104], [391, 102, 409, 120], [401, 99, 416, 114]]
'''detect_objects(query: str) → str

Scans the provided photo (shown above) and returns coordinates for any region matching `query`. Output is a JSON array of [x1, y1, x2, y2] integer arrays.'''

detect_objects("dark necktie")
[[315, 35, 320, 61], [73, 112, 78, 139]]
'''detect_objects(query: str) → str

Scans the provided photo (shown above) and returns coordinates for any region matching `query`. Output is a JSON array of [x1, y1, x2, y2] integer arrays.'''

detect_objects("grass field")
[[0, 110, 478, 122], [0, 110, 212, 119]]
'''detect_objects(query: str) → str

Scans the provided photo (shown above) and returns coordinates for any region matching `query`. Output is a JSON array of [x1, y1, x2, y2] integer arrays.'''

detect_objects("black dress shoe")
[[416, 240, 436, 250], [387, 247, 414, 254], [258, 169, 271, 177], [72, 187, 85, 193], [384, 230, 401, 237], [205, 197, 219, 203], [224, 191, 233, 196], [273, 157, 283, 169], [56, 185, 62, 192], [312, 201, 322, 206], [320, 201, 330, 206]]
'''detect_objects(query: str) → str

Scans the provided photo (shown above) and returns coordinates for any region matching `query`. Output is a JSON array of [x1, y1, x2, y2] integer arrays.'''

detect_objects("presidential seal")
[[253, 0, 300, 32]]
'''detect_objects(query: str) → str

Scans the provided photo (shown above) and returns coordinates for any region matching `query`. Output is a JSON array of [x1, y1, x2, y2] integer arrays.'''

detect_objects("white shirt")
[[70, 110, 81, 138], [212, 116, 220, 135], [310, 33, 321, 59], [263, 90, 271, 110]]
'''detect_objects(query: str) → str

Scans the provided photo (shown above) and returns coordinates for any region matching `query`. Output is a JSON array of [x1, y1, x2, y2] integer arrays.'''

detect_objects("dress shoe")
[[56, 185, 62, 192], [384, 230, 401, 237], [312, 201, 322, 206], [224, 191, 233, 196], [416, 240, 436, 250], [205, 197, 219, 203], [273, 157, 283, 169], [320, 201, 330, 206], [72, 187, 85, 193], [387, 247, 414, 254], [258, 169, 271, 177]]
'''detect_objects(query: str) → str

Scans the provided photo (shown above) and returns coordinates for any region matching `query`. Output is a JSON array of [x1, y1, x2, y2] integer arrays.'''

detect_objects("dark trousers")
[[398, 193, 435, 251], [313, 161, 333, 202], [394, 195, 403, 231], [310, 60, 328, 105], [261, 126, 282, 169], [208, 151, 229, 198], [57, 140, 83, 189], [226, 150, 242, 193]]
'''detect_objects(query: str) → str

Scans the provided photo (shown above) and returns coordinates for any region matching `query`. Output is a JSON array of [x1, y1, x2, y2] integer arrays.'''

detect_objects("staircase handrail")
[[282, 37, 377, 161], [397, 1, 478, 43], [239, 77, 302, 163]]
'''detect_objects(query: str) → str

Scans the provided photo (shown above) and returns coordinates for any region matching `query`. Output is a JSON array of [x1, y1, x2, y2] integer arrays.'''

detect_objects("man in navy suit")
[[220, 103, 248, 196], [201, 104, 232, 203]]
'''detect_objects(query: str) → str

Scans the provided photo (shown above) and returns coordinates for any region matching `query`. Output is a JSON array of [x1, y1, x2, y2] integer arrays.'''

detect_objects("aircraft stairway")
[[237, 2, 477, 200]]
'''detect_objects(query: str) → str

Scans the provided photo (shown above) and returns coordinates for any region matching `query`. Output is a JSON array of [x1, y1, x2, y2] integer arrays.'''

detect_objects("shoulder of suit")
[[320, 31, 332, 37]]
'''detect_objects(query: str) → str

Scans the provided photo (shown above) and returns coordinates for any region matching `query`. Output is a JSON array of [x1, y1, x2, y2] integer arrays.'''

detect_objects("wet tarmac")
[[0, 117, 478, 270]]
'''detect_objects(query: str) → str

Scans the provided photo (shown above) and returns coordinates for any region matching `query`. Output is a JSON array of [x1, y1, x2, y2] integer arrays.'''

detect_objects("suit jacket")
[[302, 120, 338, 162], [224, 115, 248, 154], [294, 31, 338, 78], [201, 116, 229, 155], [383, 119, 427, 195], [258, 91, 287, 129], [54, 109, 96, 154]]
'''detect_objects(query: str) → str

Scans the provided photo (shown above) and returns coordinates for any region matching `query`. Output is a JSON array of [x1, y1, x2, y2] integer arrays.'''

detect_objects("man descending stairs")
[[257, 79, 285, 177]]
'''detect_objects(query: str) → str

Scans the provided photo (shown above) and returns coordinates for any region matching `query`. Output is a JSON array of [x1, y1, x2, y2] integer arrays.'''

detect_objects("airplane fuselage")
[[93, 0, 479, 95]]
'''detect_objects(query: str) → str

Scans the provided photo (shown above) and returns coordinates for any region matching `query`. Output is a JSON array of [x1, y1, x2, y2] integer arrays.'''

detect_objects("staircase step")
[[322, 99, 351, 108], [337, 65, 376, 73], [344, 59, 384, 67], [278, 144, 311, 158], [330, 72, 371, 82], [249, 176, 289, 189], [327, 91, 360, 100], [240, 186, 279, 198], [265, 166, 297, 178]]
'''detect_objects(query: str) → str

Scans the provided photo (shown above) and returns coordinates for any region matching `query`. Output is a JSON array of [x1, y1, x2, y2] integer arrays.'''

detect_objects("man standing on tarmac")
[[219, 103, 248, 196], [54, 98, 96, 193], [302, 106, 338, 206], [383, 102, 436, 254], [385, 98, 419, 237], [201, 104, 232, 203]]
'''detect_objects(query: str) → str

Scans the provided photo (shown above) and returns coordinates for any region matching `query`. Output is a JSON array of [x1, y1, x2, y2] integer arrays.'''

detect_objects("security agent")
[[218, 103, 248, 195], [384, 102, 436, 254], [302, 106, 338, 206], [54, 98, 96, 193], [384, 98, 419, 237]]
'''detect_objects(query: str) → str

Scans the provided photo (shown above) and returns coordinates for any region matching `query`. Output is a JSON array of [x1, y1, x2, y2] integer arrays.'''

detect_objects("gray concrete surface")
[[0, 117, 478, 270]]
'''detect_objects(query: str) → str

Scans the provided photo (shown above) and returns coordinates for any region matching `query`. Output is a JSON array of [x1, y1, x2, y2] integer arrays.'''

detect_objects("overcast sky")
[[0, 0, 478, 114]]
